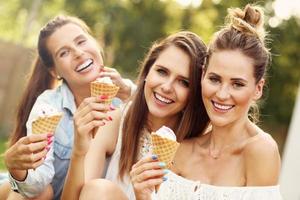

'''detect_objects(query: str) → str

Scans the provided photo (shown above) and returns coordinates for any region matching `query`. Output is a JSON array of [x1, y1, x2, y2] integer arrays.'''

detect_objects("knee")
[[80, 179, 127, 200]]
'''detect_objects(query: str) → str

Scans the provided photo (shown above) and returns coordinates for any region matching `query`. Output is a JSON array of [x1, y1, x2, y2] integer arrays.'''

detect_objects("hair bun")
[[227, 4, 265, 41]]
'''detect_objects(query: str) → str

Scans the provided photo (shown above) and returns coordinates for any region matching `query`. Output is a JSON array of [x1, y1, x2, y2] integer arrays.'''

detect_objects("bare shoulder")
[[244, 129, 281, 186]]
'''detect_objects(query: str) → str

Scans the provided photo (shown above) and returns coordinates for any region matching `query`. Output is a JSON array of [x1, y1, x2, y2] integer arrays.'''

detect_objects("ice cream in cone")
[[30, 104, 63, 134], [151, 126, 179, 192], [90, 77, 119, 105]]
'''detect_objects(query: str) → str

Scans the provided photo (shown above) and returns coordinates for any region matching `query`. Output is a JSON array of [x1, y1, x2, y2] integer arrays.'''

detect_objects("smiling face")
[[201, 50, 264, 127], [144, 45, 190, 125], [47, 23, 103, 89]]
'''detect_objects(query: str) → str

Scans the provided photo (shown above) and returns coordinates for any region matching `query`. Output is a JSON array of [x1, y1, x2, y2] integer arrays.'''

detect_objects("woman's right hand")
[[4, 133, 52, 180], [73, 95, 113, 157], [130, 155, 168, 200]]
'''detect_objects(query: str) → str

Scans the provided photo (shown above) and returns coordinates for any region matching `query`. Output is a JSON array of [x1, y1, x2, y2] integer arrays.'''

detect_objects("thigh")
[[0, 181, 10, 200], [80, 179, 128, 200], [6, 184, 53, 200]]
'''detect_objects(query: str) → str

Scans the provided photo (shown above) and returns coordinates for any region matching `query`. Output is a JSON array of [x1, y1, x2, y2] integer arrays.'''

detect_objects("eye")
[[59, 50, 69, 58], [208, 76, 220, 84], [77, 39, 86, 45], [178, 79, 189, 88], [232, 81, 245, 88], [156, 68, 168, 76]]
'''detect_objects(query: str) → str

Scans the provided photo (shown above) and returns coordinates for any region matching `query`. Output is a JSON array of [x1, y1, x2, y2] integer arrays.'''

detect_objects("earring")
[[56, 75, 62, 80]]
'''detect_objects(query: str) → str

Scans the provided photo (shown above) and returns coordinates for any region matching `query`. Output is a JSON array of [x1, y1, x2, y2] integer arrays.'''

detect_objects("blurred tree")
[[0, 0, 299, 143]]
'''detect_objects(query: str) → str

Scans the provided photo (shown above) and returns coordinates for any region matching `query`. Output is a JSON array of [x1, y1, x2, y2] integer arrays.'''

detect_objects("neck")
[[208, 118, 253, 159], [69, 84, 90, 107]]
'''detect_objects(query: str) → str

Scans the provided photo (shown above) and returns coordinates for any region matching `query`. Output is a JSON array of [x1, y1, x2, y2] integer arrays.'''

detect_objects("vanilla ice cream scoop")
[[95, 76, 114, 85], [33, 103, 60, 117], [155, 126, 177, 141], [27, 103, 63, 135]]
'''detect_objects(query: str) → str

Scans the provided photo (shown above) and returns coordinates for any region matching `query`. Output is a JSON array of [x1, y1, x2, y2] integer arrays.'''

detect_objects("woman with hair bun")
[[131, 4, 282, 200]]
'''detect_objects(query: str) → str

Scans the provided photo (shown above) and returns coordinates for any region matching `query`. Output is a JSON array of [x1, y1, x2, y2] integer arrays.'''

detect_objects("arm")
[[244, 133, 281, 186], [61, 96, 120, 200], [84, 108, 122, 180], [5, 97, 55, 198]]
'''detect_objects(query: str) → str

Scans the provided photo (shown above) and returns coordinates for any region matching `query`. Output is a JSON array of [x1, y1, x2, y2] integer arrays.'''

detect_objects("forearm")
[[61, 153, 85, 200], [8, 169, 28, 181]]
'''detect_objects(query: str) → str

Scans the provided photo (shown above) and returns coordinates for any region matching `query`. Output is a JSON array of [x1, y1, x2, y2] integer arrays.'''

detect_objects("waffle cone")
[[151, 133, 179, 192], [32, 114, 63, 134], [151, 133, 180, 168], [90, 82, 119, 105]]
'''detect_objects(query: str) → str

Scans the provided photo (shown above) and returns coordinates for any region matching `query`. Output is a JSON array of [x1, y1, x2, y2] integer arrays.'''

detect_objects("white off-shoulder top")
[[152, 170, 282, 200]]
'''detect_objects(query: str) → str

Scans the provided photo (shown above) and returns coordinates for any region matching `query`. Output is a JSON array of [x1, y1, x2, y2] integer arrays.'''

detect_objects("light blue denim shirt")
[[9, 82, 76, 199], [9, 79, 136, 199]]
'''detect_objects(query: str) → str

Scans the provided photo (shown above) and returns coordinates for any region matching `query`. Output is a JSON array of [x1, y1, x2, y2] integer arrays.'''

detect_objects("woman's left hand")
[[98, 66, 132, 101]]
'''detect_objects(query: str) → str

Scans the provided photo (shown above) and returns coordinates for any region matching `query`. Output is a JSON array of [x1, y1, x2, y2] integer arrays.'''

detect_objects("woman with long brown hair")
[[2, 15, 134, 200], [61, 31, 209, 199], [131, 4, 282, 200]]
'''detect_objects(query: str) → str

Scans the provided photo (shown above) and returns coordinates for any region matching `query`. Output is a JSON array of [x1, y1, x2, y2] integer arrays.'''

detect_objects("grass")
[[0, 137, 8, 172]]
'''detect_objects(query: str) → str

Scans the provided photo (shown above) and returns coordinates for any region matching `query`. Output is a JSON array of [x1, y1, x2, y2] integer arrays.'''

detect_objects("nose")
[[161, 79, 174, 93], [73, 47, 84, 58], [216, 85, 230, 100]]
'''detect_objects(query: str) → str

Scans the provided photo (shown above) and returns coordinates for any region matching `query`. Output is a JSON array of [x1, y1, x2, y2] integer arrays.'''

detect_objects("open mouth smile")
[[75, 59, 93, 72], [154, 92, 174, 104], [212, 100, 234, 112]]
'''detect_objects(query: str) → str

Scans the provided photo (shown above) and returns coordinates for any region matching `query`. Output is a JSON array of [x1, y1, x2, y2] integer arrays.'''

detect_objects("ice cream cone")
[[90, 82, 119, 105], [151, 133, 180, 192], [32, 114, 63, 134], [151, 133, 180, 167]]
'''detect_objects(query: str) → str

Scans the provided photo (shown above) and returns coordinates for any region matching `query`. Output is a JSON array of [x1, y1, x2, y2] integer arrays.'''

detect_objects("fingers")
[[19, 140, 48, 154], [133, 177, 164, 192], [5, 138, 51, 170], [132, 155, 160, 169], [77, 96, 109, 112], [101, 66, 117, 72], [130, 154, 168, 185], [20, 133, 51, 145], [99, 67, 122, 83]]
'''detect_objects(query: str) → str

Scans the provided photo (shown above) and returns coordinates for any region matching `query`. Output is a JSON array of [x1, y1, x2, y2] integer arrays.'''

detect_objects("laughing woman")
[[3, 15, 134, 200]]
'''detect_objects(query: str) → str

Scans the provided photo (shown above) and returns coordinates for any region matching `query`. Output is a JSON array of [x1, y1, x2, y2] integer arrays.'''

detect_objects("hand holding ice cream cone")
[[90, 76, 119, 105], [30, 104, 63, 135], [151, 126, 180, 192]]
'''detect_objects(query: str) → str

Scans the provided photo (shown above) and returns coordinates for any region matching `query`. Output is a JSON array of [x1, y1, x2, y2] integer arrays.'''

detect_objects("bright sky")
[[273, 0, 300, 19], [175, 0, 300, 17], [174, 0, 300, 27]]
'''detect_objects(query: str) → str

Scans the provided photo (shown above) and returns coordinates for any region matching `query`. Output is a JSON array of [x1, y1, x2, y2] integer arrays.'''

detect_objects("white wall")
[[280, 83, 300, 200]]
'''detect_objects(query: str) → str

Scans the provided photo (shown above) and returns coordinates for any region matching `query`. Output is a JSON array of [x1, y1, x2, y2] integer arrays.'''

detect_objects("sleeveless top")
[[105, 103, 153, 200], [152, 170, 282, 200]]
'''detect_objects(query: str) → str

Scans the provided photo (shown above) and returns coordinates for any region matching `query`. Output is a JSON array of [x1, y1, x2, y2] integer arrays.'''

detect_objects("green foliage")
[[0, 0, 299, 139], [0, 136, 8, 172]]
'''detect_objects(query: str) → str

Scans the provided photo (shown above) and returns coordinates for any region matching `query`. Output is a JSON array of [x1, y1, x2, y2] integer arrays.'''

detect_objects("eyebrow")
[[208, 72, 248, 83], [54, 34, 86, 58], [156, 64, 189, 80]]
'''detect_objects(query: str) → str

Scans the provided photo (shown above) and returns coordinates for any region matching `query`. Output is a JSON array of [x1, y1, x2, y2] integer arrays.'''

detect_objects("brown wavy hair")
[[119, 31, 210, 179]]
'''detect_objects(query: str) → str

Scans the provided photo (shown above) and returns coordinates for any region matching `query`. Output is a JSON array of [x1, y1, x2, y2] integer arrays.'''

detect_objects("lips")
[[154, 92, 174, 104], [212, 100, 234, 112], [75, 59, 93, 72]]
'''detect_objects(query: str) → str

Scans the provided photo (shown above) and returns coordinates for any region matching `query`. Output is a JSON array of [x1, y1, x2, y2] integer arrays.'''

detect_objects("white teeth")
[[213, 101, 233, 110], [76, 59, 93, 72], [155, 93, 173, 104]]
